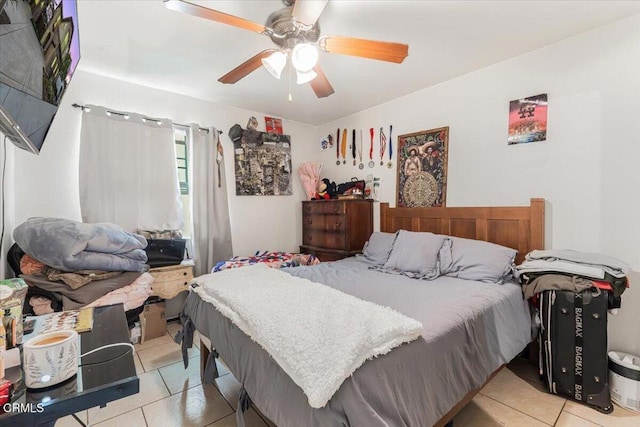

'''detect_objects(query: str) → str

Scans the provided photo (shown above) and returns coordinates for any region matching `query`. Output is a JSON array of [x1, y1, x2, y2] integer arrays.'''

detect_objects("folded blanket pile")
[[14, 217, 148, 272]]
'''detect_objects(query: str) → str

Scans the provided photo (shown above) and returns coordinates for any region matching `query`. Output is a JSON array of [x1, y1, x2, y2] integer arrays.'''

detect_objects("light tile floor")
[[54, 321, 640, 427]]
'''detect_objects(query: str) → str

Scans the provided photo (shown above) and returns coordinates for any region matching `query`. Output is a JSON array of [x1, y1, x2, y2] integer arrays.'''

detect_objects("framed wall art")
[[508, 93, 548, 145], [396, 127, 449, 208], [233, 128, 292, 196]]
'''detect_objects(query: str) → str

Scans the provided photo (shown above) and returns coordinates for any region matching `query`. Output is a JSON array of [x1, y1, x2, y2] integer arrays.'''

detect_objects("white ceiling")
[[76, 1, 640, 126]]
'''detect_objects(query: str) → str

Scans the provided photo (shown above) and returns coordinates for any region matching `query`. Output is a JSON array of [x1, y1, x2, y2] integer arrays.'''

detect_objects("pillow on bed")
[[361, 232, 398, 265], [383, 230, 449, 279], [439, 236, 517, 283]]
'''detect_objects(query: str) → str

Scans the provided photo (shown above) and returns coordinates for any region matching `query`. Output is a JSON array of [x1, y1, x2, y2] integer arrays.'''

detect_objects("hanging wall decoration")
[[508, 93, 548, 145], [265, 116, 283, 134], [396, 127, 449, 208], [233, 128, 292, 196]]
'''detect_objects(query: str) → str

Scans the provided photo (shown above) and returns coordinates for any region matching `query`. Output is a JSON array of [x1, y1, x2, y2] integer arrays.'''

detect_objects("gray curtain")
[[189, 125, 233, 276]]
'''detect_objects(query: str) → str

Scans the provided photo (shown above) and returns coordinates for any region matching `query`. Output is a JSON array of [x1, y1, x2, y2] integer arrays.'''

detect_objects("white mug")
[[23, 330, 79, 389]]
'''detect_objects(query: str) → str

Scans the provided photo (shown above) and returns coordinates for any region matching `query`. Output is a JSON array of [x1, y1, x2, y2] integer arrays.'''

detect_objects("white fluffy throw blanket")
[[192, 264, 423, 408]]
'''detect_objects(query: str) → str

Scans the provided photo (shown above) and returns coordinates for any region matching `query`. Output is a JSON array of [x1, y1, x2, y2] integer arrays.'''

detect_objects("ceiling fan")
[[164, 0, 409, 98]]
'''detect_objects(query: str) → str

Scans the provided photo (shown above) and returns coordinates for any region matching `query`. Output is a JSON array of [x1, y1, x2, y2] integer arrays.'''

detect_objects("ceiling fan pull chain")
[[288, 61, 293, 101]]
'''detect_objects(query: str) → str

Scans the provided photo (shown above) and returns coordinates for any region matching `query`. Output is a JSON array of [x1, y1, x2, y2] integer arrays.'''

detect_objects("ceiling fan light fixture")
[[261, 50, 287, 79], [296, 68, 318, 85], [291, 43, 319, 72]]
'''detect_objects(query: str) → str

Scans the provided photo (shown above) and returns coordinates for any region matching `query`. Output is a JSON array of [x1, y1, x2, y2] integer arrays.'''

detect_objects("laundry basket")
[[609, 351, 640, 412]]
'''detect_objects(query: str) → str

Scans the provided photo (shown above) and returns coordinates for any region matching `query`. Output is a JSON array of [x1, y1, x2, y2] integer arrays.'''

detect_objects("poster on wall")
[[508, 93, 548, 145], [396, 127, 449, 208], [233, 128, 292, 196], [265, 116, 283, 134]]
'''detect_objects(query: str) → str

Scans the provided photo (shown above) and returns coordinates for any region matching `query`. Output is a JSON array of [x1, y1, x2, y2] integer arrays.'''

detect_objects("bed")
[[179, 198, 545, 426]]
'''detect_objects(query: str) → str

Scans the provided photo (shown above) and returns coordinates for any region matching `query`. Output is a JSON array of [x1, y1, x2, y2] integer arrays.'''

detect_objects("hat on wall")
[[228, 124, 243, 142]]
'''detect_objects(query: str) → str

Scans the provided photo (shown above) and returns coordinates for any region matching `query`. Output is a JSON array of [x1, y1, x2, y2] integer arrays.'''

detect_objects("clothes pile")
[[12, 217, 153, 315], [212, 251, 320, 273], [517, 249, 630, 309]]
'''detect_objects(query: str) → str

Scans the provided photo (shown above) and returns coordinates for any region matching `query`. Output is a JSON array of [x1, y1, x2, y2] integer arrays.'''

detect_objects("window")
[[174, 126, 191, 238], [174, 127, 189, 195]]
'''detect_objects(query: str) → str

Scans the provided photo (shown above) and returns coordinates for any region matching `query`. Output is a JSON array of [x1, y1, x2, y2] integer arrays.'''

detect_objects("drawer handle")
[[307, 236, 312, 241], [184, 282, 188, 285], [307, 219, 313, 225], [305, 206, 311, 212], [335, 222, 342, 228], [183, 272, 187, 276], [333, 206, 340, 212]]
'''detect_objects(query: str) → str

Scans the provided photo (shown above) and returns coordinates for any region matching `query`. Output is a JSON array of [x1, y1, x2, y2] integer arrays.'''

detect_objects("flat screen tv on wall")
[[0, 0, 80, 154]]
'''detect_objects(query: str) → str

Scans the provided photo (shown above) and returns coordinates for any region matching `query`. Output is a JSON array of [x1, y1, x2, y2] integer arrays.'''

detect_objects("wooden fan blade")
[[321, 36, 408, 63], [309, 65, 334, 98], [292, 0, 328, 27], [218, 50, 276, 84], [164, 0, 266, 34]]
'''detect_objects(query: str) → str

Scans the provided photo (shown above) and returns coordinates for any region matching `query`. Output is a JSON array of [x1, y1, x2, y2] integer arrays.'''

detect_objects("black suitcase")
[[539, 289, 613, 413]]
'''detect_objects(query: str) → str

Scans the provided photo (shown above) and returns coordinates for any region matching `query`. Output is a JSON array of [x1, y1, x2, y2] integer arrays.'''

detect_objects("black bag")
[[336, 178, 365, 196], [539, 289, 613, 413], [145, 239, 187, 268]]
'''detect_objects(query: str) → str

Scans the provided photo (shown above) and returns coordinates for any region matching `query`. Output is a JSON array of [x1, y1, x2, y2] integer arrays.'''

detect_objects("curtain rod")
[[71, 103, 222, 134]]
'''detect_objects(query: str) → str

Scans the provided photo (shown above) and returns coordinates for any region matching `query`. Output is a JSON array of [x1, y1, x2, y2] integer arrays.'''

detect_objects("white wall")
[[314, 15, 640, 355], [12, 69, 317, 258]]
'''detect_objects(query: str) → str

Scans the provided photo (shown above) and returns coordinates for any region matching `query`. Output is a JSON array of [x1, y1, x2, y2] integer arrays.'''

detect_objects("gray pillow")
[[361, 232, 397, 265], [383, 230, 448, 279], [440, 236, 517, 283]]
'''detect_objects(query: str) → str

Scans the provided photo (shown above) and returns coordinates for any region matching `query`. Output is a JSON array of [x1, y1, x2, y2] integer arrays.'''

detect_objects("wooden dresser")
[[300, 199, 373, 261], [148, 264, 194, 299]]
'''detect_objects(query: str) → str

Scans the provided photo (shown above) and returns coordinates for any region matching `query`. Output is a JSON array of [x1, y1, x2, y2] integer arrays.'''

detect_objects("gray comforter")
[[182, 257, 531, 427], [14, 217, 148, 272]]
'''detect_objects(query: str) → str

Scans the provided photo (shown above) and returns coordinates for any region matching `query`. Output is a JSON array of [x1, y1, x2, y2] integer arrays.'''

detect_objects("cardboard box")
[[140, 301, 166, 343], [0, 278, 27, 348]]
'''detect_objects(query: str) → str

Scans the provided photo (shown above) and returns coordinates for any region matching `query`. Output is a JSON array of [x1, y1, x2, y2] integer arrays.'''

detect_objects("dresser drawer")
[[302, 230, 346, 249], [302, 202, 324, 215], [323, 202, 345, 215], [302, 214, 325, 230], [324, 214, 346, 232]]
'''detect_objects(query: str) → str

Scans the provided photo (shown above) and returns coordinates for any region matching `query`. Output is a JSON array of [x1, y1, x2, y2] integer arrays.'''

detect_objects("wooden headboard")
[[380, 198, 545, 264]]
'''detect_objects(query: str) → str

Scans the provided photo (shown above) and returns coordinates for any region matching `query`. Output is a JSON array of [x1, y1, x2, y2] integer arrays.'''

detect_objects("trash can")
[[609, 351, 640, 412]]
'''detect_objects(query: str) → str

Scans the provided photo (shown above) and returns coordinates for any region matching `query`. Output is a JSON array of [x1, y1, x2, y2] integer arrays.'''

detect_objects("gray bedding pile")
[[14, 217, 148, 272]]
